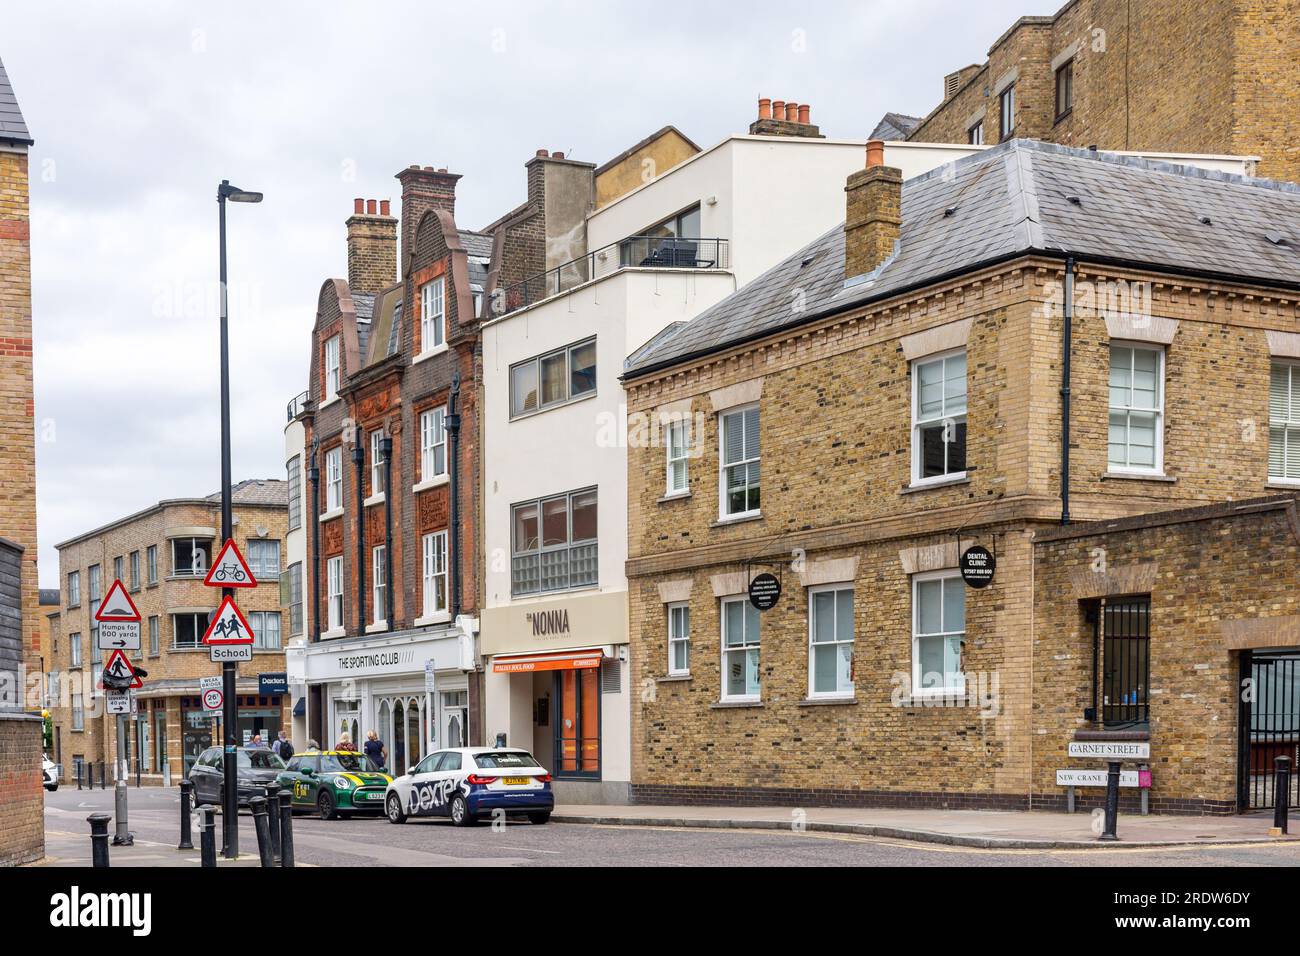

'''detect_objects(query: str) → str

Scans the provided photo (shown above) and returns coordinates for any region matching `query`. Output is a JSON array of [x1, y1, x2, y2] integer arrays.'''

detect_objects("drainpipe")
[[447, 371, 462, 621], [380, 433, 394, 633], [1060, 256, 1075, 525], [308, 445, 321, 642], [353, 429, 366, 631]]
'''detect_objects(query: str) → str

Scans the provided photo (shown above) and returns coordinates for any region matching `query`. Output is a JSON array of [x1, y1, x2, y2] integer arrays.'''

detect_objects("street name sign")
[[96, 619, 140, 651], [210, 644, 253, 663], [1066, 741, 1150, 760], [95, 579, 141, 621], [202, 595, 256, 645], [203, 538, 257, 588], [1056, 769, 1150, 788]]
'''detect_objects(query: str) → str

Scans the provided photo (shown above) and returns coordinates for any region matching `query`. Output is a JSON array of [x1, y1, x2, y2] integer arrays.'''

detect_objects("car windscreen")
[[237, 751, 286, 770], [320, 753, 379, 773], [474, 751, 540, 769]]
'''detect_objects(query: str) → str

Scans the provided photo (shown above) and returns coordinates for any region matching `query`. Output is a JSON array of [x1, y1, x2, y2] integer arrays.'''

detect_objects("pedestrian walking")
[[335, 732, 357, 752], [248, 734, 268, 749], [272, 730, 294, 761], [363, 730, 387, 770]]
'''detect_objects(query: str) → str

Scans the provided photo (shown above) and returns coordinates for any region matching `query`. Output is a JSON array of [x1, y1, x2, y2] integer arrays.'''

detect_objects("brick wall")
[[0, 713, 42, 864]]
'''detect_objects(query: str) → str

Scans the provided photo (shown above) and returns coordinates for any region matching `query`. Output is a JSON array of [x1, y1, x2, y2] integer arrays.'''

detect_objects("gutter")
[[1060, 256, 1074, 524]]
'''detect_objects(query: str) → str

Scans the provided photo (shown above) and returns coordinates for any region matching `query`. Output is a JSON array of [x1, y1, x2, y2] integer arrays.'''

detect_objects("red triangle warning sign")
[[203, 539, 258, 588], [95, 579, 141, 621], [101, 648, 144, 689], [203, 595, 256, 645]]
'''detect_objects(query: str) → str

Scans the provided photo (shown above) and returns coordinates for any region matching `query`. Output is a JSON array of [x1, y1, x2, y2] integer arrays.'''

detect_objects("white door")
[[441, 690, 467, 749]]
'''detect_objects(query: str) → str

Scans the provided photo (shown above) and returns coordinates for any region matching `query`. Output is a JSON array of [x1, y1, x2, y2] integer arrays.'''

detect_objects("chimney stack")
[[395, 165, 462, 269], [843, 139, 902, 280], [346, 197, 398, 295], [749, 95, 824, 138]]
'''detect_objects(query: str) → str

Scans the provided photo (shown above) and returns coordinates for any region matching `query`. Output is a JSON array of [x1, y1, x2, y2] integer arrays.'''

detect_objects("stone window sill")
[[799, 696, 858, 707], [414, 612, 451, 628], [319, 508, 344, 523], [1265, 481, 1300, 492], [413, 475, 450, 494], [412, 343, 449, 366], [901, 474, 969, 494], [658, 491, 692, 504], [364, 492, 385, 508], [658, 674, 692, 683], [711, 512, 762, 529], [320, 627, 346, 640], [710, 699, 763, 709], [1102, 471, 1175, 483]]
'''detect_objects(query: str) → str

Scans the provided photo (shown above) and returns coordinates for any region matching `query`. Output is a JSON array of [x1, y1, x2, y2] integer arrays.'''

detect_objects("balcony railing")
[[495, 235, 729, 317], [286, 390, 309, 422]]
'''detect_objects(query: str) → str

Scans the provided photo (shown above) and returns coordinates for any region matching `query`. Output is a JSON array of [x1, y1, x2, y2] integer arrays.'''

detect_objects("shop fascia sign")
[[304, 632, 463, 683]]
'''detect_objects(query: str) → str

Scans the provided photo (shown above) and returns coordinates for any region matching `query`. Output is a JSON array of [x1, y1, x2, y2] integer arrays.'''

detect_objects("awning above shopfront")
[[492, 649, 604, 673]]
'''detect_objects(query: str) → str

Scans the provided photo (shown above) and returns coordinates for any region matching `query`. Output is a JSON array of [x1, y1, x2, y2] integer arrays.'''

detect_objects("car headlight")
[[333, 777, 350, 789]]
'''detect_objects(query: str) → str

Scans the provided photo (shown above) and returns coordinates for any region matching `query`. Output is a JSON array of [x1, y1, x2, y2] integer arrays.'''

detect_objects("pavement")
[[35, 785, 1300, 867], [550, 803, 1299, 849]]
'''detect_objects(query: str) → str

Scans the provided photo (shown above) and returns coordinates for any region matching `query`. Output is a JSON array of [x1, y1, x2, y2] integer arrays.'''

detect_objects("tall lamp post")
[[217, 179, 262, 858]]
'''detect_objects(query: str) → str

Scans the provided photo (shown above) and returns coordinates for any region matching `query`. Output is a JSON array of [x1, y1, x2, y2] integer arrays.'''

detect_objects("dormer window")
[[420, 277, 446, 354], [323, 334, 341, 403]]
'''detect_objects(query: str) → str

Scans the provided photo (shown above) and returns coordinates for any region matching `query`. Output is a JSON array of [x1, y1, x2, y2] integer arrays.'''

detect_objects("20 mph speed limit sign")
[[200, 676, 223, 713]]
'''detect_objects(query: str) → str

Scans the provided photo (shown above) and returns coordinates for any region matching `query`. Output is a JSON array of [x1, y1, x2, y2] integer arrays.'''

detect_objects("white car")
[[42, 754, 58, 792], [384, 747, 554, 827]]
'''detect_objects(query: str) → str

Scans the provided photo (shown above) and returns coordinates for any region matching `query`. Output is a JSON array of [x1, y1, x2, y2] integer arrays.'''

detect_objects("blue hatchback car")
[[383, 747, 554, 826]]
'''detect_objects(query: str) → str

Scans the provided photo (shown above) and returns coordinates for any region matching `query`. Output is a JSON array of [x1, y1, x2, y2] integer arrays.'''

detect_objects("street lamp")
[[216, 178, 261, 858]]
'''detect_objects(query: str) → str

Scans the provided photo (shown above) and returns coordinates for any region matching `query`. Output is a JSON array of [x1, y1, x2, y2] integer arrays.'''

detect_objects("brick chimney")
[[749, 96, 824, 138], [395, 165, 461, 269], [345, 197, 398, 294], [844, 140, 902, 280]]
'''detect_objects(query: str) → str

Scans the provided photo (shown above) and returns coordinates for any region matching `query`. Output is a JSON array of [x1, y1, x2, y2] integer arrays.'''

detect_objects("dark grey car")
[[188, 746, 286, 807]]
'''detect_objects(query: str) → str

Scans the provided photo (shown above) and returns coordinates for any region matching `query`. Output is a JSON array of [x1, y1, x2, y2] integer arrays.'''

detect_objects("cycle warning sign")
[[203, 538, 257, 588], [202, 595, 256, 645]]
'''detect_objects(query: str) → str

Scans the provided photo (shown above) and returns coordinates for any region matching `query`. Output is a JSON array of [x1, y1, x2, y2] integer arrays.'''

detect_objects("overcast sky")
[[10, 0, 1033, 586]]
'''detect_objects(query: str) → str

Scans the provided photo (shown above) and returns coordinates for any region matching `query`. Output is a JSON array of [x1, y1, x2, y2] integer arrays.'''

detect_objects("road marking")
[[490, 844, 562, 854]]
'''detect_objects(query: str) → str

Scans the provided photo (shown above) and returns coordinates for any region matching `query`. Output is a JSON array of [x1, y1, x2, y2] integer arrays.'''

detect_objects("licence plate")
[[362, 791, 384, 799], [503, 777, 531, 786]]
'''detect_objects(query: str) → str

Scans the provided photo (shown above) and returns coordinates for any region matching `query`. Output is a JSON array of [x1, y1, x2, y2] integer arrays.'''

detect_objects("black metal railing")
[[1100, 597, 1150, 727], [495, 236, 729, 317], [286, 390, 309, 422]]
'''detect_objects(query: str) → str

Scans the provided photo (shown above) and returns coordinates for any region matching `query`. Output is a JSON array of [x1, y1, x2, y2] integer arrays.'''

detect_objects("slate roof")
[[869, 112, 921, 141], [206, 479, 288, 506], [352, 291, 376, 357], [625, 139, 1300, 378], [0, 55, 32, 146], [458, 230, 493, 318]]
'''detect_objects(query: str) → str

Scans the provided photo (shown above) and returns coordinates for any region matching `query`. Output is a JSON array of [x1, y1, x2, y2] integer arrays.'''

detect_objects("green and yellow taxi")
[[276, 750, 393, 820]]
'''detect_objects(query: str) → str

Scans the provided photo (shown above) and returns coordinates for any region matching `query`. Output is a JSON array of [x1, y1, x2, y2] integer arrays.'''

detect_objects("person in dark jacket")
[[363, 730, 387, 770]]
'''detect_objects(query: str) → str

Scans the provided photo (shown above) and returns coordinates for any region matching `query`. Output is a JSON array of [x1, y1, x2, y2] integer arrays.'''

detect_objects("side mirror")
[[300, 766, 313, 776]]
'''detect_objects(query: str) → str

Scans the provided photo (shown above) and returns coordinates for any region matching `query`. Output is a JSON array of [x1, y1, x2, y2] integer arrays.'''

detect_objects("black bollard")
[[87, 812, 112, 868], [264, 784, 281, 862], [278, 789, 294, 868], [177, 779, 194, 849], [98, 762, 105, 790], [1274, 756, 1291, 835], [76, 763, 83, 791], [1099, 760, 1121, 841], [250, 796, 274, 868], [198, 805, 216, 868]]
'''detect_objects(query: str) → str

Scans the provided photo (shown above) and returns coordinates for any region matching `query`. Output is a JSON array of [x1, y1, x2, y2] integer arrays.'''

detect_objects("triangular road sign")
[[95, 579, 141, 621], [101, 649, 143, 689], [202, 595, 256, 645], [203, 538, 257, 588]]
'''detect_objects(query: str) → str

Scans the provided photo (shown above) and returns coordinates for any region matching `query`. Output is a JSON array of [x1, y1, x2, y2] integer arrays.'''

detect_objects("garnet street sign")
[[1066, 741, 1150, 760]]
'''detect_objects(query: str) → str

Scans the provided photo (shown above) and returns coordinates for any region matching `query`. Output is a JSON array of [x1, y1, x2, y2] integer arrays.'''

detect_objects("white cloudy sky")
[[10, 0, 1031, 585]]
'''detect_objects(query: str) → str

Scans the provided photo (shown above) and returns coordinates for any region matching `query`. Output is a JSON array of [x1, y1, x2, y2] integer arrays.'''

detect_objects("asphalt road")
[[41, 785, 1300, 867]]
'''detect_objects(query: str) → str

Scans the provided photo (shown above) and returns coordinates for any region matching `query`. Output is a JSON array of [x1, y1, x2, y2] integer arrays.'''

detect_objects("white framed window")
[[146, 545, 157, 584], [72, 693, 84, 731], [372, 545, 387, 624], [912, 349, 967, 483], [113, 555, 123, 584], [719, 405, 760, 518], [249, 611, 282, 650], [809, 585, 855, 698], [666, 418, 690, 495], [69, 632, 82, 668], [420, 277, 445, 353], [129, 551, 140, 590], [422, 531, 448, 617], [327, 556, 344, 631], [286, 455, 302, 530], [247, 539, 280, 576], [369, 430, 384, 494], [720, 596, 760, 701], [325, 447, 343, 511], [420, 407, 447, 480], [1107, 343, 1163, 473], [1269, 361, 1300, 482], [148, 616, 159, 656], [912, 570, 965, 695], [668, 602, 690, 676], [508, 337, 596, 417], [324, 334, 341, 402], [67, 571, 80, 607]]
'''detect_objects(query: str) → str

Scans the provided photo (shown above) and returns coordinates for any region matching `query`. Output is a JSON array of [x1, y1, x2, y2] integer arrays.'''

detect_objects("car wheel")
[[386, 793, 407, 824], [528, 812, 550, 825], [45, 783, 58, 792], [450, 794, 475, 827], [317, 790, 338, 821]]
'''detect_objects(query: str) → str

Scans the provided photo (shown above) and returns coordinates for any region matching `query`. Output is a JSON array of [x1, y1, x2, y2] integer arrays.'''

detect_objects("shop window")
[[1108, 344, 1163, 473], [809, 585, 854, 698], [554, 667, 600, 778], [912, 349, 967, 483], [721, 597, 760, 701], [912, 571, 965, 694]]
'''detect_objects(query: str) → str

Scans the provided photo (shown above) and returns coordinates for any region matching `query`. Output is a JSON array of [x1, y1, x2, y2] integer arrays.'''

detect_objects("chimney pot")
[[552, 151, 564, 160], [798, 104, 810, 125], [772, 100, 786, 118], [379, 199, 391, 216], [785, 102, 799, 122], [536, 149, 549, 158], [366, 199, 377, 215], [866, 139, 886, 168], [758, 97, 772, 120], [353, 198, 364, 214]]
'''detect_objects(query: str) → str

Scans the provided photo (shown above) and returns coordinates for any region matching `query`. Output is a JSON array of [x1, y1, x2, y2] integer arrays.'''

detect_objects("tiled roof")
[[869, 112, 921, 141], [206, 479, 288, 506], [625, 139, 1300, 377], [0, 55, 32, 146]]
